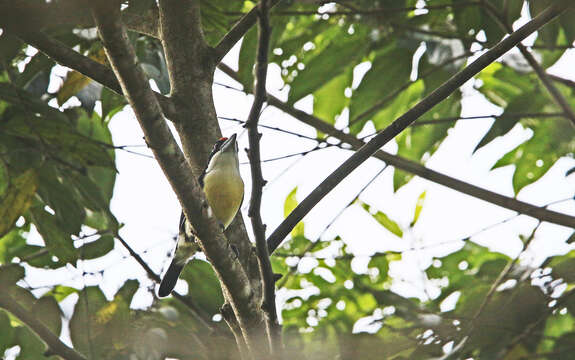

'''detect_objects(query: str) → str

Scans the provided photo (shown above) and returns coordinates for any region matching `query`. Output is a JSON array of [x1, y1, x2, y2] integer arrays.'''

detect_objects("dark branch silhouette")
[[265, 2, 571, 254]]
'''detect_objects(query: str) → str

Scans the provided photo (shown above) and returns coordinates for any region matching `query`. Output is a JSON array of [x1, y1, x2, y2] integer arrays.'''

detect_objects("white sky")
[[13, 11, 575, 352]]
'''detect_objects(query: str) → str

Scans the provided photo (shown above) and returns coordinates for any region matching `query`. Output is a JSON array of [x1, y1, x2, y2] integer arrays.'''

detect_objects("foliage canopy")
[[0, 0, 574, 359]]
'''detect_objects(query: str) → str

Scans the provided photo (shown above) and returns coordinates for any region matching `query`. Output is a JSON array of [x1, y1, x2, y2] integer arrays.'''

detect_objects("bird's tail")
[[158, 259, 184, 297]]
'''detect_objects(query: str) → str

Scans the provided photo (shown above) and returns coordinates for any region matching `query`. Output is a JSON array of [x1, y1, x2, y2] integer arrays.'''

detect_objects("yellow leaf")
[[57, 48, 107, 106], [96, 302, 118, 324], [0, 169, 38, 237]]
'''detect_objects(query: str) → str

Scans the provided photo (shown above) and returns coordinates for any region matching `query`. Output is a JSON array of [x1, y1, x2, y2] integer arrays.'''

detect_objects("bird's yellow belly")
[[203, 170, 244, 228]]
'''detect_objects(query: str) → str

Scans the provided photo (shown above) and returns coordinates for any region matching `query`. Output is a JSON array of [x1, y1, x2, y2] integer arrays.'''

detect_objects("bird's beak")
[[221, 133, 237, 153]]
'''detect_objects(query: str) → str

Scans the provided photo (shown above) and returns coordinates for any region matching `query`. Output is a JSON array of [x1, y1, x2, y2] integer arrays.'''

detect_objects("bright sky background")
[[15, 7, 575, 350]]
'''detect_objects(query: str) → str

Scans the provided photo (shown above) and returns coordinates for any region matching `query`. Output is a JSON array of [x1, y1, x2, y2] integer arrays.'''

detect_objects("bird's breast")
[[202, 168, 244, 228]]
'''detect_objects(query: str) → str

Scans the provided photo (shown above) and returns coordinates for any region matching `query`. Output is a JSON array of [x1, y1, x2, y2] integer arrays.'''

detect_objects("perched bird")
[[158, 134, 244, 297]]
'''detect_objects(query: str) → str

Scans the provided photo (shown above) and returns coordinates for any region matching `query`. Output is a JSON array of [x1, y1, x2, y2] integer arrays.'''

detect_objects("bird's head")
[[205, 134, 239, 172], [218, 133, 238, 155]]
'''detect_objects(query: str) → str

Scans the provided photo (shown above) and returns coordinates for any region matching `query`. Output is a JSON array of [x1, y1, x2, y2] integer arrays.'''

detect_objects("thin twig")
[[115, 234, 214, 331], [480, 0, 575, 127], [496, 289, 575, 359], [265, 2, 570, 254], [548, 73, 575, 90], [213, 0, 282, 64], [457, 222, 541, 350], [244, 0, 280, 354], [218, 63, 575, 237], [219, 116, 321, 143], [276, 165, 388, 289], [411, 112, 565, 126], [390, 22, 483, 44]]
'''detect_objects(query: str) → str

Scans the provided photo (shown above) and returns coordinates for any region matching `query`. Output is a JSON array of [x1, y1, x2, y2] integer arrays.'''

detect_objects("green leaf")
[[368, 255, 389, 281], [115, 279, 139, 308], [477, 63, 534, 108], [0, 33, 23, 64], [43, 285, 79, 303], [452, 0, 482, 39], [100, 87, 126, 122], [237, 26, 258, 91], [372, 80, 424, 132], [552, 332, 575, 360], [13, 326, 47, 360], [180, 259, 224, 315], [78, 235, 114, 260], [32, 296, 62, 335], [0, 310, 14, 353], [411, 191, 426, 227], [37, 165, 85, 235], [393, 96, 456, 191], [542, 312, 574, 344], [70, 286, 112, 359], [270, 255, 288, 276], [492, 116, 575, 194], [560, 11, 575, 44], [0, 157, 8, 198], [360, 202, 403, 238], [474, 90, 548, 152], [313, 68, 352, 126], [349, 45, 414, 134], [530, 0, 559, 46], [283, 235, 314, 255], [0, 265, 25, 287], [199, 0, 246, 46], [3, 113, 115, 169], [289, 27, 369, 104], [136, 37, 171, 95], [67, 173, 109, 212], [0, 169, 37, 238], [547, 251, 575, 283], [284, 187, 304, 237], [30, 207, 77, 264], [0, 227, 28, 265], [534, 27, 569, 69]]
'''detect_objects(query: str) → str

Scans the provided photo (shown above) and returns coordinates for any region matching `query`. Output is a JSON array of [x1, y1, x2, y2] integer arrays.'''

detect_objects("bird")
[[158, 134, 244, 297]]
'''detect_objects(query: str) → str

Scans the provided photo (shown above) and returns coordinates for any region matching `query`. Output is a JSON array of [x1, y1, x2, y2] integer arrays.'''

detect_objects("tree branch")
[[219, 60, 575, 247], [480, 0, 575, 127], [462, 222, 540, 342], [114, 234, 214, 331], [158, 0, 208, 97], [0, 292, 88, 360], [213, 0, 282, 64], [262, 2, 570, 253], [244, 0, 280, 354], [91, 4, 264, 355], [549, 73, 575, 90], [156, 0, 224, 177], [9, 29, 176, 120], [496, 289, 575, 358], [411, 112, 566, 126]]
